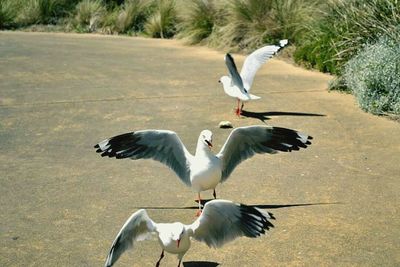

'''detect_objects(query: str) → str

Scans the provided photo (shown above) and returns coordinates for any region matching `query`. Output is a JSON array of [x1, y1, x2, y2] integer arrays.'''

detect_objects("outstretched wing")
[[189, 200, 274, 248], [94, 130, 193, 186], [240, 39, 288, 90], [216, 125, 312, 181], [104, 209, 156, 267], [225, 53, 247, 93]]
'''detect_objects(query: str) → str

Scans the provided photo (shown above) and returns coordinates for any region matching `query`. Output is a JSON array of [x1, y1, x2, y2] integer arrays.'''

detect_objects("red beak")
[[177, 239, 181, 248], [205, 140, 212, 148]]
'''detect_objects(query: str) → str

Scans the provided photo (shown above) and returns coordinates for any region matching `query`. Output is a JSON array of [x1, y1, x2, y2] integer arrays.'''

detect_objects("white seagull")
[[104, 199, 275, 267], [219, 39, 289, 116], [94, 125, 312, 214]]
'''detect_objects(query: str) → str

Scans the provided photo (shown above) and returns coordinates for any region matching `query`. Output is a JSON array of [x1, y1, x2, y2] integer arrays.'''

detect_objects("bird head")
[[200, 130, 213, 149], [218, 76, 230, 86], [172, 224, 185, 248]]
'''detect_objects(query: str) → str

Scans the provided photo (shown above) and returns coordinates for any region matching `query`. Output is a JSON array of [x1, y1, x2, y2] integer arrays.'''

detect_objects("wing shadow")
[[240, 110, 326, 123], [133, 201, 341, 210], [183, 261, 220, 267]]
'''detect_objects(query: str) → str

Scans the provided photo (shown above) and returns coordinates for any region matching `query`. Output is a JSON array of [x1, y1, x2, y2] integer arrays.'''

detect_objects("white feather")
[[104, 200, 275, 266]]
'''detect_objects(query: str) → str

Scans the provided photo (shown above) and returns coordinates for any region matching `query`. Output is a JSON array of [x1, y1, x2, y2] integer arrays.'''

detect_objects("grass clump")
[[343, 31, 400, 115], [144, 0, 177, 38], [219, 0, 275, 50], [100, 6, 119, 34], [15, 0, 77, 26], [294, 0, 400, 74], [71, 0, 106, 32], [116, 0, 150, 34], [0, 0, 19, 28], [270, 0, 321, 43], [216, 0, 318, 52], [177, 0, 220, 44]]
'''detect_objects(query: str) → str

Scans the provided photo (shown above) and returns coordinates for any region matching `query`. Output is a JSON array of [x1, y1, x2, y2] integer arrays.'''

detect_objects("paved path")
[[0, 32, 399, 267]]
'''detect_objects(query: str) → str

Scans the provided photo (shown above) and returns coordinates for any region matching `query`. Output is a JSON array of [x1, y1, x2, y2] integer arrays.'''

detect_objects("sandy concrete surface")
[[0, 31, 399, 267]]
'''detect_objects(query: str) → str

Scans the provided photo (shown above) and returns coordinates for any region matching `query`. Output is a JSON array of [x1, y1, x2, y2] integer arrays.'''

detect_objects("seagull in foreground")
[[94, 125, 312, 214], [219, 39, 289, 116], [104, 199, 275, 267]]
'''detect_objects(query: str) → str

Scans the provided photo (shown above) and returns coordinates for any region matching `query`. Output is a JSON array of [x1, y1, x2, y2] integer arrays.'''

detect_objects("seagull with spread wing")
[[104, 199, 275, 267], [219, 39, 289, 116], [94, 125, 312, 214]]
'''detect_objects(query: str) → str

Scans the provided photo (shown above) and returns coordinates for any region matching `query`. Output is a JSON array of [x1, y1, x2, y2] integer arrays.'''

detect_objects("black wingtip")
[[239, 204, 275, 237], [104, 234, 121, 267], [94, 144, 99, 148], [268, 212, 276, 220], [225, 53, 233, 60]]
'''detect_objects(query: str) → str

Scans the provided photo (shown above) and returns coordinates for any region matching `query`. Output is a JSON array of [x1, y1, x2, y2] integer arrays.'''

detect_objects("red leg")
[[235, 99, 240, 116], [195, 193, 202, 217], [177, 259, 182, 267]]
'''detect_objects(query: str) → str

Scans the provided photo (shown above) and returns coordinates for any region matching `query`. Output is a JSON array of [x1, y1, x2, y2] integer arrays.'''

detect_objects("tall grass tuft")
[[116, 0, 150, 34], [218, 0, 274, 51], [216, 0, 318, 52], [72, 0, 106, 32], [17, 0, 46, 25], [144, 0, 177, 38], [343, 31, 400, 115], [271, 0, 321, 43], [177, 0, 219, 44], [294, 0, 400, 74], [0, 0, 19, 29], [15, 0, 77, 26], [101, 6, 120, 34]]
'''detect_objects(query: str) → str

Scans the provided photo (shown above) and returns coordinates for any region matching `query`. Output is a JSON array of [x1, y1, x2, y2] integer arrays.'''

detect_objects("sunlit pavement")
[[1, 31, 399, 267]]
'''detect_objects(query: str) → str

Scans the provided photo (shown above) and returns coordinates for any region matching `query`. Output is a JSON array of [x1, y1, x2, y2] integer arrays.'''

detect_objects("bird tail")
[[248, 93, 261, 100], [279, 39, 289, 47]]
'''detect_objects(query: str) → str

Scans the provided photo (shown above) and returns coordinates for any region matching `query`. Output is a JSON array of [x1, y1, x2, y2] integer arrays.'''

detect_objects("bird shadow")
[[183, 261, 220, 267], [133, 200, 341, 210], [240, 109, 326, 123]]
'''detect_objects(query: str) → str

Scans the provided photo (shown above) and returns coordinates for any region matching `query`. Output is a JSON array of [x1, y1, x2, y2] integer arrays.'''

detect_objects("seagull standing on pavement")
[[104, 199, 275, 267], [94, 125, 312, 214], [219, 40, 289, 116]]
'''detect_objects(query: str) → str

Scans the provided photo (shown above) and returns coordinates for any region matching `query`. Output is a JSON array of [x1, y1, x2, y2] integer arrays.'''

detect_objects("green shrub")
[[295, 0, 400, 74], [0, 0, 19, 28], [101, 6, 120, 34], [343, 31, 400, 115], [116, 0, 150, 34], [219, 0, 274, 51], [72, 0, 106, 32], [103, 0, 124, 7], [177, 0, 219, 44], [16, 0, 44, 25], [270, 0, 321, 43], [14, 0, 77, 26], [144, 0, 177, 38], [213, 0, 317, 52]]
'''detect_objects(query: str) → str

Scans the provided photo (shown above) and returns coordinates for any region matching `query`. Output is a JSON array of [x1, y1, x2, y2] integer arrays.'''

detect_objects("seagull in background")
[[219, 40, 289, 116], [104, 199, 275, 267], [94, 125, 312, 215]]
